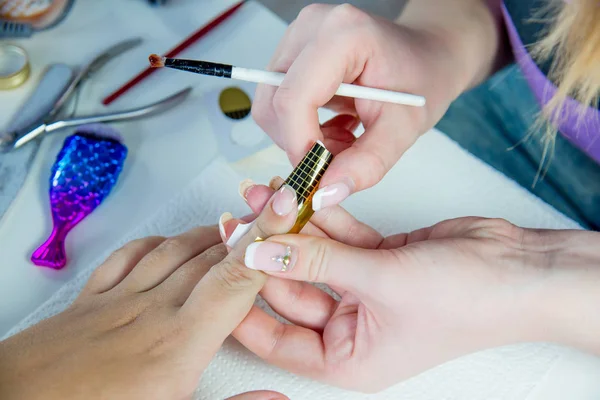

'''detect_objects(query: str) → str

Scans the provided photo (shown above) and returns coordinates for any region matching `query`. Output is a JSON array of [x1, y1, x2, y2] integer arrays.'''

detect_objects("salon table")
[[1, 0, 600, 399]]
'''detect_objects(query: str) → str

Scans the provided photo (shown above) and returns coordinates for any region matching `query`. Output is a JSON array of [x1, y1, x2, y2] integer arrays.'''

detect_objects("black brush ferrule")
[[165, 59, 232, 78]]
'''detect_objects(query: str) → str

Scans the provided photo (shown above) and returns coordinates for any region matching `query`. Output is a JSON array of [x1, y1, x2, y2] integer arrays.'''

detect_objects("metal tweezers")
[[0, 37, 192, 153]]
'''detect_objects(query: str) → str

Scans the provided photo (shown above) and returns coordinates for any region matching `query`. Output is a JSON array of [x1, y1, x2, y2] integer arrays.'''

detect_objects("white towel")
[[4, 142, 600, 399]]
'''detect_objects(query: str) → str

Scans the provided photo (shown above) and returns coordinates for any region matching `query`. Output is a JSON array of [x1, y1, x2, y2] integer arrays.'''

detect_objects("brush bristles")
[[148, 54, 166, 68]]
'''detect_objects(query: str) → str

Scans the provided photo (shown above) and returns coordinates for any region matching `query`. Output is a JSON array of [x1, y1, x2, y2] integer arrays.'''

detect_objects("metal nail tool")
[[0, 37, 192, 153]]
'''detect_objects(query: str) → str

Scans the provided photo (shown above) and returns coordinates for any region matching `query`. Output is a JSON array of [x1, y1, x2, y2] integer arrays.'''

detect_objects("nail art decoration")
[[271, 246, 292, 271], [244, 241, 295, 272]]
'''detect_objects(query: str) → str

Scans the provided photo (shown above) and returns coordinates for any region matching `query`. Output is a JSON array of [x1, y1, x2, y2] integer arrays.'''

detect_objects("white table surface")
[[1, 1, 599, 398]]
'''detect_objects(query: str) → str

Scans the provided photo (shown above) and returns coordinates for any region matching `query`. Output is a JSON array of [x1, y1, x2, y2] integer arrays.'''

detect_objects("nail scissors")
[[0, 37, 192, 153]]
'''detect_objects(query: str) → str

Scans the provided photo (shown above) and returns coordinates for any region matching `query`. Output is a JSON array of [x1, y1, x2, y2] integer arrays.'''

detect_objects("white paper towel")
[[3, 152, 599, 400]]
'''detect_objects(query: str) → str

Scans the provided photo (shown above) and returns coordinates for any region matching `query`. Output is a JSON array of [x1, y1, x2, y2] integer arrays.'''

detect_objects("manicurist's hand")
[[252, 0, 507, 211], [251, 4, 466, 211], [229, 180, 600, 393], [0, 195, 296, 400]]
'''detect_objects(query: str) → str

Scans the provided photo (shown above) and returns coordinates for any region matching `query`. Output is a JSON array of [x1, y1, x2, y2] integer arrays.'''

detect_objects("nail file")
[[0, 63, 74, 221], [203, 81, 271, 162]]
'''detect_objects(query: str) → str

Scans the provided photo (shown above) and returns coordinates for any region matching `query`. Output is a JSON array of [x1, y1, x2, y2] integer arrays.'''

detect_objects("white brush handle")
[[231, 67, 426, 107]]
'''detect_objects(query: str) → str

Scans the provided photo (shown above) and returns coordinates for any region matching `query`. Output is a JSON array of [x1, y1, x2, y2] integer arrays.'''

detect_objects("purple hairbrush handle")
[[31, 226, 69, 269]]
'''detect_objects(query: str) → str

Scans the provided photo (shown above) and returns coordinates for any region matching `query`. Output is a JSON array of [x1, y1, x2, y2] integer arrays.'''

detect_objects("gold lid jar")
[[0, 44, 30, 90]]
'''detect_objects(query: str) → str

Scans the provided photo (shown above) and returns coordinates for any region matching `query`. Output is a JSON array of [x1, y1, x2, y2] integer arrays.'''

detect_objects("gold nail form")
[[251, 141, 332, 243], [280, 140, 333, 234]]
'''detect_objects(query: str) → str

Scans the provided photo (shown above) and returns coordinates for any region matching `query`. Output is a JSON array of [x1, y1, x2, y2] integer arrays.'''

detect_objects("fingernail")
[[269, 176, 283, 190], [312, 179, 353, 211], [238, 178, 255, 200], [218, 212, 233, 239], [226, 221, 255, 247], [271, 185, 297, 216], [245, 241, 297, 272]]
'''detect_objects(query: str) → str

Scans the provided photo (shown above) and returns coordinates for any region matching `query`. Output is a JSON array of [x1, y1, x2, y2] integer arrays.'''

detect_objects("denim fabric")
[[436, 64, 600, 231]]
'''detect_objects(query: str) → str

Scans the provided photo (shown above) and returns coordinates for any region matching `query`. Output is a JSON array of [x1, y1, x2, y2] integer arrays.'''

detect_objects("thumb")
[[242, 234, 396, 297], [313, 109, 418, 211]]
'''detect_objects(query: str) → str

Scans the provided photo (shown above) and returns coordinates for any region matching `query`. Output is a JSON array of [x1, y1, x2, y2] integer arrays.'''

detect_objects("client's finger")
[[117, 225, 222, 293], [157, 243, 228, 306], [81, 236, 166, 296], [263, 176, 379, 249], [261, 277, 338, 331], [240, 180, 327, 238], [221, 213, 337, 329], [242, 177, 383, 249], [226, 185, 299, 251], [181, 185, 302, 346], [219, 213, 270, 250]]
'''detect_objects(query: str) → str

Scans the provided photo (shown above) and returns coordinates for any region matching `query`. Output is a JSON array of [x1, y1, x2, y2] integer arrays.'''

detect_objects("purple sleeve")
[[502, 3, 600, 164]]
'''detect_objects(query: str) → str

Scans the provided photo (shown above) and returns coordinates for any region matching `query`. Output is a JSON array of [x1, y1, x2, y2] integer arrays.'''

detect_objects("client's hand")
[[0, 191, 297, 400], [229, 179, 600, 393]]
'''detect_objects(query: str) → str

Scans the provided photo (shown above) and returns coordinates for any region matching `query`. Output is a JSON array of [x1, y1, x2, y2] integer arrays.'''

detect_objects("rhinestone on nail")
[[271, 246, 292, 271]]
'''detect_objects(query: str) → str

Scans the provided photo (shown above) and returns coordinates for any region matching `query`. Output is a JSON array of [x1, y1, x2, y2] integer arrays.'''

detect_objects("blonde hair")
[[534, 0, 600, 121], [529, 0, 600, 181]]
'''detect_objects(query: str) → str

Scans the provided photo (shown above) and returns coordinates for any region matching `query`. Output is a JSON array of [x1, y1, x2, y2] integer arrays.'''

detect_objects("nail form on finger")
[[282, 141, 333, 233]]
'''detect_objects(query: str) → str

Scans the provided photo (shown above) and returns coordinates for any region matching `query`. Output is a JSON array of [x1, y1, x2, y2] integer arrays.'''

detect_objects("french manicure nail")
[[218, 212, 233, 239], [312, 179, 353, 211], [272, 185, 297, 216], [238, 178, 255, 200], [226, 221, 255, 247], [245, 241, 297, 272]]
